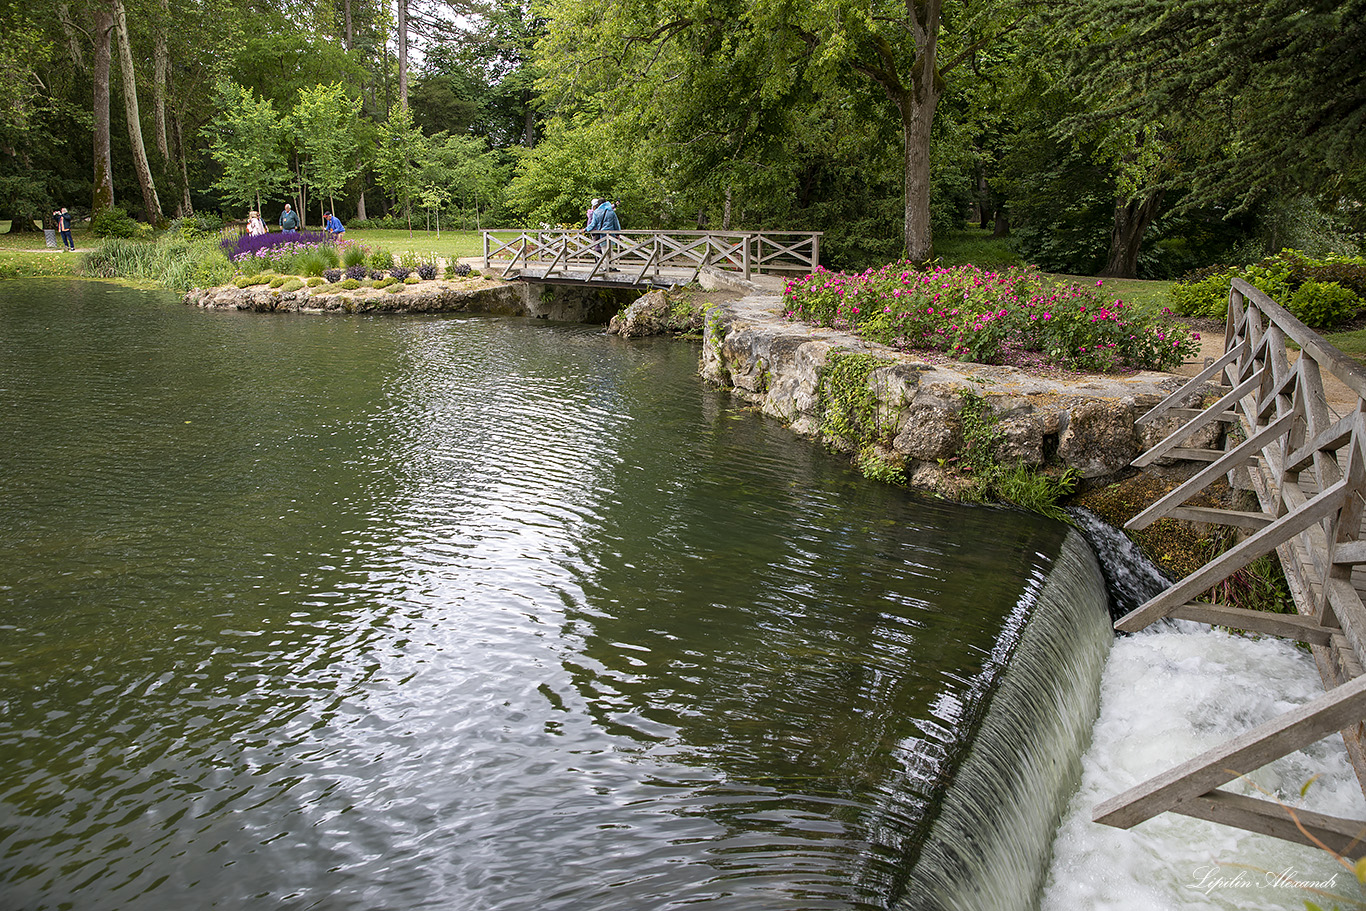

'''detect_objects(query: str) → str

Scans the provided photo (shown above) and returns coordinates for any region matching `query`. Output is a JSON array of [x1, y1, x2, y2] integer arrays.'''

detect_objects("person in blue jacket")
[[324, 211, 345, 238], [586, 199, 620, 267]]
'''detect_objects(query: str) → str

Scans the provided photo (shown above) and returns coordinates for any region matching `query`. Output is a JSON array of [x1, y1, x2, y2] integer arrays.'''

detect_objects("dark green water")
[[0, 280, 1068, 910]]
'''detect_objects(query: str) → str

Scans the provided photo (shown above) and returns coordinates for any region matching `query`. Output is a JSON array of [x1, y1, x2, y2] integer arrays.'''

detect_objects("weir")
[[902, 530, 1112, 911]]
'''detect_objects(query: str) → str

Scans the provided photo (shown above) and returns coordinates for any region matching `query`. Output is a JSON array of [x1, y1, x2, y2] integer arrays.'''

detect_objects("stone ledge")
[[699, 291, 1216, 495], [184, 279, 526, 314]]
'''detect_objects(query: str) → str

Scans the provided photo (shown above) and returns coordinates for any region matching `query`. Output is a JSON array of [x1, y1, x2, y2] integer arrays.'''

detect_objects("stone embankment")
[[184, 274, 631, 323], [687, 278, 1213, 496]]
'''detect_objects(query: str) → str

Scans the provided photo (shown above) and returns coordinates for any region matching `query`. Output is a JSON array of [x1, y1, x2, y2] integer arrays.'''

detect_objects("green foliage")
[[268, 276, 287, 288], [305, 277, 324, 287], [202, 82, 291, 211], [292, 82, 362, 210], [954, 390, 1079, 520], [1288, 281, 1361, 329], [296, 248, 331, 277], [1169, 271, 1233, 318], [375, 104, 427, 228], [338, 278, 362, 290], [91, 207, 141, 239], [374, 275, 397, 288], [787, 263, 1199, 372], [366, 247, 394, 270], [85, 233, 230, 292], [816, 350, 892, 447], [279, 278, 304, 292]]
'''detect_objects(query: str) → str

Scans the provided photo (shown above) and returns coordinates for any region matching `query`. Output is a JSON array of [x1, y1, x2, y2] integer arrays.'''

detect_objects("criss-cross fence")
[[480, 229, 822, 285], [1095, 276, 1366, 856]]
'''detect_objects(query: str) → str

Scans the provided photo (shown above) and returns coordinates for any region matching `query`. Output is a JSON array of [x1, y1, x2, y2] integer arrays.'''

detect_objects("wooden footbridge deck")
[[1095, 277, 1366, 858], [481, 229, 821, 288]]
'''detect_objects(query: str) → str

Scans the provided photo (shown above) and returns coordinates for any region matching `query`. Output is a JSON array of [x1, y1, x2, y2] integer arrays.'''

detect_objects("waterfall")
[[1042, 513, 1366, 911], [897, 528, 1113, 910]]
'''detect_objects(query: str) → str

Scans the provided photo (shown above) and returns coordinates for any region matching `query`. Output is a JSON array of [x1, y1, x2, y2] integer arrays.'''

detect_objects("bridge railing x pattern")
[[481, 229, 822, 285], [1096, 276, 1366, 857]]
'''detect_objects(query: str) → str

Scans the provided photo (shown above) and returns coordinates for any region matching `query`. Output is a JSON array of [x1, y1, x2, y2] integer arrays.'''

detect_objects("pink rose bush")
[[783, 263, 1199, 373]]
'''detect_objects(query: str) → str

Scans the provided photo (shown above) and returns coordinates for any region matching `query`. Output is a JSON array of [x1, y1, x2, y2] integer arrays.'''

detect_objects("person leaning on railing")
[[586, 199, 621, 269]]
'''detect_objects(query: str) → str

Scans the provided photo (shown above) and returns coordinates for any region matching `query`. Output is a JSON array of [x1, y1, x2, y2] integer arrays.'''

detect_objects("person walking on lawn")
[[279, 204, 300, 232]]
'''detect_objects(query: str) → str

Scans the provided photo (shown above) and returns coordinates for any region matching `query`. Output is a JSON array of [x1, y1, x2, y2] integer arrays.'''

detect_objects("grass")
[[1320, 327, 1366, 368], [342, 228, 483, 263]]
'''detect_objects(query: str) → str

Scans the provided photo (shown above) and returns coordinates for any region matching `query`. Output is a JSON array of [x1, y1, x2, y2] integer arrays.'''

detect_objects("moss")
[[268, 276, 287, 288], [306, 276, 324, 288], [338, 278, 362, 290], [279, 278, 304, 292]]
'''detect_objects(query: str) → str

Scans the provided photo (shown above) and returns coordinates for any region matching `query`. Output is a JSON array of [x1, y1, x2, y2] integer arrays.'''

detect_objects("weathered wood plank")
[[1093, 672, 1366, 829], [1137, 343, 1247, 427], [1127, 412, 1296, 532], [1169, 791, 1366, 857], [1134, 367, 1268, 468], [1165, 506, 1273, 530], [1116, 476, 1350, 631], [1168, 602, 1334, 645]]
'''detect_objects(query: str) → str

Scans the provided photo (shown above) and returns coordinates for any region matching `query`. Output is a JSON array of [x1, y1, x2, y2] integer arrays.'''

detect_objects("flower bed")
[[783, 263, 1198, 373]]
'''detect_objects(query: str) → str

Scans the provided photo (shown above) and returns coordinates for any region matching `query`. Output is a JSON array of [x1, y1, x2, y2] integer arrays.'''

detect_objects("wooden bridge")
[[1094, 276, 1366, 858], [480, 229, 822, 288]]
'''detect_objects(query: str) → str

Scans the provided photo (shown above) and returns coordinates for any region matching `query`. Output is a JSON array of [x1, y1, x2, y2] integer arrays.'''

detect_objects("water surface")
[[0, 280, 1067, 909]]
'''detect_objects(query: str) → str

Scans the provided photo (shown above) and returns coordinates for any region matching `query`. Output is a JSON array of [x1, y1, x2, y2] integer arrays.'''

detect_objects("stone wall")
[[698, 289, 1216, 495]]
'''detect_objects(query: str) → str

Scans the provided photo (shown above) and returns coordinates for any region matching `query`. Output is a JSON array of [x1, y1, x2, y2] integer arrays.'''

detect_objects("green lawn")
[[342, 228, 484, 262], [0, 228, 86, 278]]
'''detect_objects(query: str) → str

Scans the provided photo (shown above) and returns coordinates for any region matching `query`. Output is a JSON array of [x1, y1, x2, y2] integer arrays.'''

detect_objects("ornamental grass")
[[784, 263, 1199, 373]]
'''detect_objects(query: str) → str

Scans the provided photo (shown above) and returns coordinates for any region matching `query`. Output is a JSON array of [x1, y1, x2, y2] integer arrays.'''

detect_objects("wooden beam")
[[1093, 672, 1366, 829], [1116, 476, 1350, 631], [1169, 791, 1366, 858], [1137, 343, 1247, 428], [1128, 412, 1297, 531], [1168, 602, 1334, 645], [1165, 506, 1273, 531], [1134, 367, 1267, 468]]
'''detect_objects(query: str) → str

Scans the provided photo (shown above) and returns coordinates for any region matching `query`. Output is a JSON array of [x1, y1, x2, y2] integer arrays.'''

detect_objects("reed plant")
[[83, 234, 231, 292]]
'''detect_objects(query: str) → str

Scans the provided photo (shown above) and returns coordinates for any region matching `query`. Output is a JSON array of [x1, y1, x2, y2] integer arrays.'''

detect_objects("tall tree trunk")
[[57, 3, 87, 69], [357, 184, 367, 220], [344, 0, 354, 49], [92, 4, 115, 213], [170, 100, 193, 216], [523, 91, 536, 147], [113, 0, 162, 221], [397, 0, 408, 107], [992, 209, 1010, 237], [722, 185, 731, 231], [1101, 188, 1165, 278], [152, 0, 170, 162]]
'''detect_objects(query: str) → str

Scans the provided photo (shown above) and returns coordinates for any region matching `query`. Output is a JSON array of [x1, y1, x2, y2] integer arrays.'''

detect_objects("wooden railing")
[[1094, 276, 1366, 855], [480, 229, 821, 284]]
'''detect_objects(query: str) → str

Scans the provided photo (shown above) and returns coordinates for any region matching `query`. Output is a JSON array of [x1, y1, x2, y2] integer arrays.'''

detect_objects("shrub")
[[1287, 280, 1360, 327], [91, 206, 140, 238], [84, 233, 229, 291], [390, 266, 412, 280], [1169, 272, 1234, 319], [306, 277, 324, 287], [297, 248, 331, 277], [279, 278, 304, 292], [338, 278, 362, 290], [368, 248, 395, 270], [269, 276, 287, 288], [342, 244, 369, 268], [368, 269, 385, 280], [404, 274, 420, 285], [398, 250, 424, 268], [417, 263, 438, 280], [192, 254, 234, 289], [451, 262, 472, 277], [168, 212, 225, 238], [345, 264, 368, 281], [220, 230, 332, 264], [374, 275, 397, 288], [784, 263, 1199, 373], [323, 268, 342, 283]]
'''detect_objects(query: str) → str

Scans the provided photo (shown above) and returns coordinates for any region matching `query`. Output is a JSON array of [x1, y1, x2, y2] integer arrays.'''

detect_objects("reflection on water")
[[0, 281, 1067, 909]]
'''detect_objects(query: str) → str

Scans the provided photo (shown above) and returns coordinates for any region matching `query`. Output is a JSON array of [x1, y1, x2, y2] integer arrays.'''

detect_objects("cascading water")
[[1044, 512, 1366, 910], [899, 529, 1112, 911]]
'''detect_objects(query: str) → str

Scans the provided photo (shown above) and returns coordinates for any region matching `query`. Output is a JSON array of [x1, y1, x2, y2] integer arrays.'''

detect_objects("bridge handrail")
[[1093, 273, 1366, 856], [481, 229, 821, 281]]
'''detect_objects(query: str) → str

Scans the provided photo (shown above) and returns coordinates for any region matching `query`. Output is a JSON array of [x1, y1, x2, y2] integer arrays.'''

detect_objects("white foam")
[[1042, 622, 1366, 910]]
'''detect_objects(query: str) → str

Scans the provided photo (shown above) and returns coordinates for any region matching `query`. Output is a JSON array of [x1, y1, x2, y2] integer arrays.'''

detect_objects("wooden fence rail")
[[480, 229, 821, 285], [1095, 276, 1366, 857]]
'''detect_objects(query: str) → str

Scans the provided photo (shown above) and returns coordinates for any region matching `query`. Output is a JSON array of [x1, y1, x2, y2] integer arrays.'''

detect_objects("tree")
[[112, 0, 162, 221], [203, 81, 292, 213], [375, 101, 427, 230], [293, 81, 362, 221], [536, 0, 1028, 262]]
